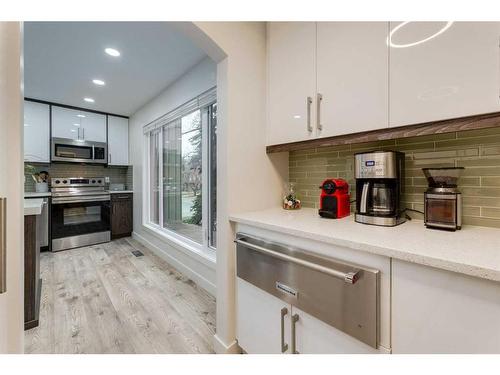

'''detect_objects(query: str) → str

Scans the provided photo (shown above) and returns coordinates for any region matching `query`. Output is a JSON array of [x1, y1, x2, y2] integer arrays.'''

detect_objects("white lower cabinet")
[[237, 277, 388, 354], [293, 305, 381, 354], [392, 260, 500, 354], [237, 278, 291, 354]]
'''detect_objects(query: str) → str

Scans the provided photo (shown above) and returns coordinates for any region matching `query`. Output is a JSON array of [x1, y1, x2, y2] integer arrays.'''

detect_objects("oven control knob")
[[92, 180, 96, 184], [55, 179, 60, 184], [97, 179, 102, 184], [62, 180, 67, 184]]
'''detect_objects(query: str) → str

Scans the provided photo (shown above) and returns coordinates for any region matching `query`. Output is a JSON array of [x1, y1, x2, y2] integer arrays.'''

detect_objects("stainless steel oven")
[[51, 137, 107, 164], [51, 177, 110, 251]]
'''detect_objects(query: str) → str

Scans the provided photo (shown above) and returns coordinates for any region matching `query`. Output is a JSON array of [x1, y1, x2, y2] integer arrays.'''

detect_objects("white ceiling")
[[24, 22, 208, 116]]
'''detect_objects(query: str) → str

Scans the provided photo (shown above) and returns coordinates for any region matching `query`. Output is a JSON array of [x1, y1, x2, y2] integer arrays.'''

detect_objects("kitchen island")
[[230, 207, 500, 354]]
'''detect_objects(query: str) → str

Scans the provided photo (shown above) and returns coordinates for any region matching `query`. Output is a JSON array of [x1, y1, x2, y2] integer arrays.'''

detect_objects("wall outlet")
[[105, 176, 110, 184]]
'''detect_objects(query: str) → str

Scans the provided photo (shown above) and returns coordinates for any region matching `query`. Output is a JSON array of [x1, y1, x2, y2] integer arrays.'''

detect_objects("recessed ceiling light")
[[92, 79, 106, 86], [105, 48, 120, 57], [84, 97, 95, 103], [77, 114, 86, 118]]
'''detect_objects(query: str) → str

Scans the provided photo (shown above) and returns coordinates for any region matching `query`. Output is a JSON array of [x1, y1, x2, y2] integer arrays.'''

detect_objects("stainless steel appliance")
[[51, 137, 107, 164], [51, 177, 110, 252], [355, 150, 405, 226], [40, 197, 49, 250], [423, 167, 464, 231], [235, 233, 380, 350]]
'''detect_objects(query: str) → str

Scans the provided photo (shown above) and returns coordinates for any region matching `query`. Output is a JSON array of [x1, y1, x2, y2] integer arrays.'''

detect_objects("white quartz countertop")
[[25, 192, 51, 198], [229, 207, 500, 283], [24, 198, 44, 216]]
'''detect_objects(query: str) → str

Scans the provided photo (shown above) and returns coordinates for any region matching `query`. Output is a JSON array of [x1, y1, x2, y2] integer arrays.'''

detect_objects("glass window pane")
[[162, 110, 203, 244], [149, 131, 160, 225], [209, 103, 217, 248]]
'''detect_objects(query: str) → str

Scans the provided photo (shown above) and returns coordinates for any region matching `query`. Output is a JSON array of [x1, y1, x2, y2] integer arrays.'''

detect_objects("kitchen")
[[1, 17, 500, 361], [19, 21, 217, 353]]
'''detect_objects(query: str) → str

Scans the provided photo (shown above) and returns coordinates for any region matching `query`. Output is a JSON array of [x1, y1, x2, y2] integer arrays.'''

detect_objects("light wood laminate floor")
[[24, 238, 216, 354]]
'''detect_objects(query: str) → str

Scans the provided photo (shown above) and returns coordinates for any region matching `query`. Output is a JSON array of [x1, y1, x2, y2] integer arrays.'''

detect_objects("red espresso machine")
[[318, 179, 351, 219]]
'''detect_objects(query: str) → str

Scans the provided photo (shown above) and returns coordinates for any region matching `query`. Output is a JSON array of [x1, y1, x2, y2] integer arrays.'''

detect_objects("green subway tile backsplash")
[[24, 162, 133, 192], [289, 127, 500, 229]]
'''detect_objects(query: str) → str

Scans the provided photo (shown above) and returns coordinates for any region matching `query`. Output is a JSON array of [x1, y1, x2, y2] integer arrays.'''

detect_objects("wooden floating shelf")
[[266, 111, 500, 153]]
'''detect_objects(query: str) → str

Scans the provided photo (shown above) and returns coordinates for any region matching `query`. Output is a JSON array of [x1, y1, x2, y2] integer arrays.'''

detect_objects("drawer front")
[[236, 233, 380, 349], [111, 193, 132, 201]]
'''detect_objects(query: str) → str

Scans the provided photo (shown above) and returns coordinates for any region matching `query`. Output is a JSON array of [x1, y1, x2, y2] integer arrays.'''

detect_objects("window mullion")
[[158, 128, 164, 228]]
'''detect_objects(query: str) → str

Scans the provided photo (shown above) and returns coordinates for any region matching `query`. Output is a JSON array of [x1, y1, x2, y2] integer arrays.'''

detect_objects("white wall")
[[129, 57, 218, 295], [0, 22, 24, 353]]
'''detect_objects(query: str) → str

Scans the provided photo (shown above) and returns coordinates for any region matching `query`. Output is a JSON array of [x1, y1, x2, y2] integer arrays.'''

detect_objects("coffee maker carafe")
[[355, 151, 405, 226]]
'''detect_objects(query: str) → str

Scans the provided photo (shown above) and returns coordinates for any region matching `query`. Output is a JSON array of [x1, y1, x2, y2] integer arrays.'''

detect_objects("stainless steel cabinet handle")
[[316, 93, 323, 131], [291, 313, 299, 354], [77, 128, 81, 140], [109, 153, 112, 164], [280, 307, 289, 353], [235, 238, 360, 284], [82, 128, 85, 140], [306, 96, 313, 132], [0, 197, 6, 294]]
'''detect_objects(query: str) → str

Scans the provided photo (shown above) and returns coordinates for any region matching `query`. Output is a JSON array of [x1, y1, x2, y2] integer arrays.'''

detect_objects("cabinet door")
[[390, 21, 500, 126], [267, 22, 317, 145], [24, 101, 50, 162], [392, 260, 500, 354], [236, 278, 291, 354], [317, 22, 389, 137], [51, 106, 83, 140], [111, 195, 133, 238], [292, 306, 382, 354], [81, 112, 106, 142], [108, 116, 129, 166]]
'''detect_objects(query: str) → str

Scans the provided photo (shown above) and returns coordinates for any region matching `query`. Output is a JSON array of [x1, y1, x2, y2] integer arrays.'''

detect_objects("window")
[[144, 88, 217, 250]]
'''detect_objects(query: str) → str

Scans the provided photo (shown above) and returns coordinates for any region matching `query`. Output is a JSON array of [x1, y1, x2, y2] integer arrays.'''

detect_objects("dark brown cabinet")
[[24, 214, 41, 330], [111, 193, 133, 239]]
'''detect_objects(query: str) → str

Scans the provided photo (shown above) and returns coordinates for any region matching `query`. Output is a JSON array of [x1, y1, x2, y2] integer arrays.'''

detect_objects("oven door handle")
[[52, 196, 110, 205]]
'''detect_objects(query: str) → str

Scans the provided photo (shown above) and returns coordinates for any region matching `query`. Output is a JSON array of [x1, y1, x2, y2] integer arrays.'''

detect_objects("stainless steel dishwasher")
[[235, 233, 380, 349]]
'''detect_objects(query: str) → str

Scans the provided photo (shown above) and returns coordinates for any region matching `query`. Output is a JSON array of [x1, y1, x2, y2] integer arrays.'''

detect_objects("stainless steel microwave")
[[51, 137, 108, 164]]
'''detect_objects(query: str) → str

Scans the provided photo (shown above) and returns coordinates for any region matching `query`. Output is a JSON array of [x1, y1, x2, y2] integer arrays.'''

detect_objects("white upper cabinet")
[[24, 100, 50, 163], [107, 115, 129, 166], [52, 106, 106, 142], [389, 22, 500, 126], [80, 111, 107, 142], [317, 22, 389, 137], [267, 22, 317, 145], [52, 106, 82, 140]]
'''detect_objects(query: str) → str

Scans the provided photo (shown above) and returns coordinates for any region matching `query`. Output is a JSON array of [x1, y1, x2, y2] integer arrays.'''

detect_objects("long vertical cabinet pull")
[[316, 93, 323, 131], [0, 197, 6, 294], [306, 96, 313, 132], [280, 307, 289, 353], [291, 313, 299, 354]]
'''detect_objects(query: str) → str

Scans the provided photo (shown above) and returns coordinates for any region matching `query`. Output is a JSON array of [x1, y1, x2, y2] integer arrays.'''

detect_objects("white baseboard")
[[131, 231, 216, 296], [213, 334, 241, 354]]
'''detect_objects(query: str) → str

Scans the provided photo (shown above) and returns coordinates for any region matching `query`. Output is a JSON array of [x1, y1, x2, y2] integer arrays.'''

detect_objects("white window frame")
[[142, 88, 216, 261]]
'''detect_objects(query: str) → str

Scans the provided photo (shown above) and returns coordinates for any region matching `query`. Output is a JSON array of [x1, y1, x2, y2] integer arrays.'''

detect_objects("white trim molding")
[[213, 334, 241, 354]]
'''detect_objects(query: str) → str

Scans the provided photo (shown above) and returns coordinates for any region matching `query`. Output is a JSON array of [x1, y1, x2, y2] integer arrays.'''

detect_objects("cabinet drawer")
[[111, 193, 132, 201], [236, 233, 379, 349]]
